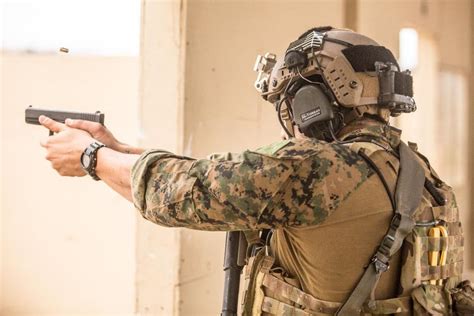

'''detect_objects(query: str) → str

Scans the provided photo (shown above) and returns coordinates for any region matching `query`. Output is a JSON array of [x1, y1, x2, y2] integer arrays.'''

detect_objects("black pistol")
[[25, 106, 105, 135]]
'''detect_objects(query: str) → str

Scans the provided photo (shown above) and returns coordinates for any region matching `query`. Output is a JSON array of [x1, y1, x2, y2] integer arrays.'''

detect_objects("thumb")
[[39, 115, 66, 133], [66, 119, 101, 134]]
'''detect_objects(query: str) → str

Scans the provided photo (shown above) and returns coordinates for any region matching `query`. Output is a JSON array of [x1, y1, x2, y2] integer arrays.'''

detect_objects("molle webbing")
[[420, 234, 464, 252], [430, 205, 460, 225], [261, 297, 321, 316], [341, 45, 399, 72], [241, 252, 274, 316], [423, 261, 464, 281], [262, 273, 340, 314], [260, 272, 412, 315]]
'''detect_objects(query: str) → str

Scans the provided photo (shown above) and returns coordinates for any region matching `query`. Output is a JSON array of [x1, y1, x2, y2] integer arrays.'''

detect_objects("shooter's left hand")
[[39, 115, 96, 177]]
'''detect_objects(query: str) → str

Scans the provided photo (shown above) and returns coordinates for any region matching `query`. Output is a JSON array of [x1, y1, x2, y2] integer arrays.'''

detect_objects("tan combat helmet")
[[254, 26, 416, 138]]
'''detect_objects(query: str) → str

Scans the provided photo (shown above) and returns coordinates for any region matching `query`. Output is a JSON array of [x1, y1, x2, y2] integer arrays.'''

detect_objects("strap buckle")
[[371, 255, 390, 274], [377, 214, 401, 256], [390, 213, 401, 230]]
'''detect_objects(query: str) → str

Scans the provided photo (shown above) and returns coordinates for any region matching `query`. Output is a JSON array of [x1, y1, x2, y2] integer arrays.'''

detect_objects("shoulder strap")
[[336, 141, 426, 315]]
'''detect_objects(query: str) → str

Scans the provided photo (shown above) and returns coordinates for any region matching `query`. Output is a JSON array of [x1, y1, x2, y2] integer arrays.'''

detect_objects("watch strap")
[[81, 141, 106, 181]]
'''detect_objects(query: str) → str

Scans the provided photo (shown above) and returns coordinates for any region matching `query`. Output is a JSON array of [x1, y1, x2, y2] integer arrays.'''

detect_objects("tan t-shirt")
[[271, 146, 402, 301]]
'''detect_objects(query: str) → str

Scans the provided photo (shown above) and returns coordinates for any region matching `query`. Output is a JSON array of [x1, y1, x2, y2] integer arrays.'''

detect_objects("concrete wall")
[[1, 52, 139, 315]]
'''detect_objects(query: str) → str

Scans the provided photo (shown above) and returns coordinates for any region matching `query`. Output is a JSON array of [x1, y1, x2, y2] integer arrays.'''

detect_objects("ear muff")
[[291, 84, 334, 134]]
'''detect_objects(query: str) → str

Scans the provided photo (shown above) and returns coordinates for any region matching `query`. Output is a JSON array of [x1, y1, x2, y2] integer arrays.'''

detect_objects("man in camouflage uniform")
[[39, 27, 472, 315]]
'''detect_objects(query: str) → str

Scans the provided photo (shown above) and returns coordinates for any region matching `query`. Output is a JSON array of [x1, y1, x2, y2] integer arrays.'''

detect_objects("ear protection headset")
[[282, 52, 341, 140], [289, 82, 336, 136]]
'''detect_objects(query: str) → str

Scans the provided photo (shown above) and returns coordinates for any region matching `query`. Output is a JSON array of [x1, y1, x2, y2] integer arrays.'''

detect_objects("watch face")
[[81, 153, 91, 169]]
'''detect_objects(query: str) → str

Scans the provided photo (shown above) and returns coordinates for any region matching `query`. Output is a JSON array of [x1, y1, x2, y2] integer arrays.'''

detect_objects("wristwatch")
[[80, 141, 106, 181]]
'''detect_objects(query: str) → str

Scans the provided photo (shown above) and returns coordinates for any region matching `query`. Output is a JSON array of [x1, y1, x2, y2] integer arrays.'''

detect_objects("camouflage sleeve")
[[131, 140, 372, 231], [131, 148, 296, 230]]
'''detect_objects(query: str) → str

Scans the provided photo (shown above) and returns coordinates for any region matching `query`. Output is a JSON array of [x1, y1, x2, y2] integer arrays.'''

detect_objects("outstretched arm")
[[131, 149, 297, 230], [39, 115, 366, 231]]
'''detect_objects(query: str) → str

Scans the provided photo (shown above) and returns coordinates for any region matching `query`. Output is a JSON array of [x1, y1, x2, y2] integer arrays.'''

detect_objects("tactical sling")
[[336, 141, 425, 315]]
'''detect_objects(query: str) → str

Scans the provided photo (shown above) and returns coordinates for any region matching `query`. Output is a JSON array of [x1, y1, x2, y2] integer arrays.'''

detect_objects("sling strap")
[[336, 141, 426, 315]]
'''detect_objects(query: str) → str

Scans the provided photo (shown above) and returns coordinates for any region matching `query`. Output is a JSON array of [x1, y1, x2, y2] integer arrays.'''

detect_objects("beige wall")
[[1, 47, 4, 313], [1, 52, 139, 315], [184, 0, 346, 156], [470, 0, 474, 264], [135, 0, 185, 314]]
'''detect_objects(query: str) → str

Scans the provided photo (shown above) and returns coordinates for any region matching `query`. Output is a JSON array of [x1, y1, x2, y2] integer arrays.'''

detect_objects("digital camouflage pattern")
[[131, 133, 376, 231]]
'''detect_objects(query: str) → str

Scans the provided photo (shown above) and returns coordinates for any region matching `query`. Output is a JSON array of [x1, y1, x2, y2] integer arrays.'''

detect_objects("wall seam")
[[343, 0, 358, 31], [175, 1, 188, 314], [177, 0, 187, 157], [469, 0, 474, 268], [135, 1, 146, 313], [176, 2, 188, 315]]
